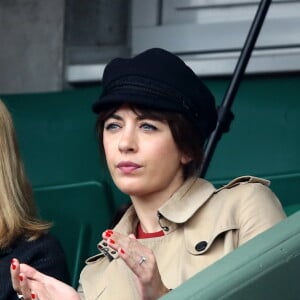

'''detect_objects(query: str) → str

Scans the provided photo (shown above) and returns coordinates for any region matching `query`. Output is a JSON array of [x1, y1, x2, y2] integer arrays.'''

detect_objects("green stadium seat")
[[34, 181, 114, 288], [161, 211, 300, 300], [284, 203, 300, 216]]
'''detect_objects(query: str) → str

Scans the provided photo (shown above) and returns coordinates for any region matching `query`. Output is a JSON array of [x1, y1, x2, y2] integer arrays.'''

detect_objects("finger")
[[11, 258, 21, 292], [106, 234, 135, 252], [19, 263, 45, 281], [104, 231, 126, 251], [102, 229, 114, 239], [103, 231, 151, 274], [19, 273, 32, 300], [102, 230, 120, 251], [117, 241, 154, 277]]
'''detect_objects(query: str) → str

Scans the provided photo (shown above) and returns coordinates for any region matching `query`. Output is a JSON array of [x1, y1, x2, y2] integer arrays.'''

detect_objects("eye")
[[140, 122, 158, 131], [104, 122, 121, 131]]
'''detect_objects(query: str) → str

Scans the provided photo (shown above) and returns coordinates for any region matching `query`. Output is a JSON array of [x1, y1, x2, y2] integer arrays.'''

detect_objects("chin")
[[118, 186, 143, 196], [113, 177, 141, 191], [115, 182, 147, 197]]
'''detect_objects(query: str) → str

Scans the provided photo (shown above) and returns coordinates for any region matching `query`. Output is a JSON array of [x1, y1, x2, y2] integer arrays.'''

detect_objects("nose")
[[118, 128, 137, 153]]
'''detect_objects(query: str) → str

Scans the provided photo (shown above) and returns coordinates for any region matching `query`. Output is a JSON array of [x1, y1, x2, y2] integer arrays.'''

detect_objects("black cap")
[[92, 48, 217, 140]]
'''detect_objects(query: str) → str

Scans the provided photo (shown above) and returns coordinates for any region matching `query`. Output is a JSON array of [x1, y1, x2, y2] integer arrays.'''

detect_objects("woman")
[[11, 48, 285, 300], [0, 99, 70, 299]]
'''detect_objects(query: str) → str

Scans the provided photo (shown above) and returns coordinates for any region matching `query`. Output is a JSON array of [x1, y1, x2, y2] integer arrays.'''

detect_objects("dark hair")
[[96, 104, 205, 179], [92, 48, 217, 142]]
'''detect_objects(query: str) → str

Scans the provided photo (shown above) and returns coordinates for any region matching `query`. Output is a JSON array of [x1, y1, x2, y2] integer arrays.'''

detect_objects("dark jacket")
[[0, 233, 70, 300]]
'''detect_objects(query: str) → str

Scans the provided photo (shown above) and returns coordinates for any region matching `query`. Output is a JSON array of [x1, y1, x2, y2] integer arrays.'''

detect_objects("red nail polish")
[[106, 229, 113, 234], [105, 232, 111, 238], [11, 263, 16, 270], [119, 248, 125, 254], [19, 275, 23, 281], [31, 293, 36, 299], [108, 238, 115, 244]]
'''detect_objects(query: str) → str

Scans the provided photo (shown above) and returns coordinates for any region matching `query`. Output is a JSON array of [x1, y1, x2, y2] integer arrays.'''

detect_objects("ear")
[[180, 154, 192, 165]]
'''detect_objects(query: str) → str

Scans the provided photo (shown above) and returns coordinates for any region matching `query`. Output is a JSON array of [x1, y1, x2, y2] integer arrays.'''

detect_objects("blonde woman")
[[0, 100, 70, 300]]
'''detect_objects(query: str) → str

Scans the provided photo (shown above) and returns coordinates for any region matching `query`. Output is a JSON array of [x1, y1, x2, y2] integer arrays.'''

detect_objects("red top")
[[136, 223, 164, 239]]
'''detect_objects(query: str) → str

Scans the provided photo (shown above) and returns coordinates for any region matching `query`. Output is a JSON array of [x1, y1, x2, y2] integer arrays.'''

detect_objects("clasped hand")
[[102, 229, 170, 299], [10, 258, 79, 300], [10, 229, 169, 300]]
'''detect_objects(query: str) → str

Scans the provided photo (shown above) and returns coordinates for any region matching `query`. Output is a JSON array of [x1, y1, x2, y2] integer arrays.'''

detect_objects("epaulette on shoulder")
[[216, 176, 270, 192]]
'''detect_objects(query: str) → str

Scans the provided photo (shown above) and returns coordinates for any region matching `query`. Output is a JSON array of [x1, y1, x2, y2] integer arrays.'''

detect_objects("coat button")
[[195, 241, 208, 252]]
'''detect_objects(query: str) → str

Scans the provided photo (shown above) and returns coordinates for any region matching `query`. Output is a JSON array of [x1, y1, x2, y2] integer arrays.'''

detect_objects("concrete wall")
[[0, 0, 130, 94], [65, 0, 130, 65], [0, 0, 65, 94], [2, 1, 298, 94]]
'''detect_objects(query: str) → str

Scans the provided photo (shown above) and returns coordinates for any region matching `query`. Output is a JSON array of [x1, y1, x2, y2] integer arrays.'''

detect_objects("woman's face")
[[103, 105, 191, 200]]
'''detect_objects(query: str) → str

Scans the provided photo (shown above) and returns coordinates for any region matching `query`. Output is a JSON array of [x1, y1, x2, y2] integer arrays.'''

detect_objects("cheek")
[[103, 137, 114, 165], [151, 138, 182, 165], [103, 133, 114, 151]]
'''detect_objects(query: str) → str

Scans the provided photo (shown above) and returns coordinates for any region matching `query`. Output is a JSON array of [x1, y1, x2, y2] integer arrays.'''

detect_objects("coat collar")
[[114, 205, 139, 234], [158, 177, 216, 224], [113, 177, 216, 235]]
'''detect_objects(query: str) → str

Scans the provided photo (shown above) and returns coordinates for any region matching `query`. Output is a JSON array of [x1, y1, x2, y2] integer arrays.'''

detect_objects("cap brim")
[[92, 93, 183, 114]]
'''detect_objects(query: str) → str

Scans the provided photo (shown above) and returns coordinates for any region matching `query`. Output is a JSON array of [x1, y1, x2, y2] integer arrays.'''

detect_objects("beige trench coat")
[[78, 176, 286, 300]]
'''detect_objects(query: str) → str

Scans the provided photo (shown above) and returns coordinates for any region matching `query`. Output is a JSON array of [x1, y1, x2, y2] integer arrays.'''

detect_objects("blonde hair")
[[0, 100, 50, 248]]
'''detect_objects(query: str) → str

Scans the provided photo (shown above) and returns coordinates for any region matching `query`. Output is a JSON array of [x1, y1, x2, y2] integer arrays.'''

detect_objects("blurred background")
[[1, 0, 300, 93]]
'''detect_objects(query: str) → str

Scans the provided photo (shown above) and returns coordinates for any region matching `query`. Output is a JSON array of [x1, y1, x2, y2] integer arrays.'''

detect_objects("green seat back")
[[284, 203, 300, 216], [34, 181, 114, 287], [162, 211, 300, 299]]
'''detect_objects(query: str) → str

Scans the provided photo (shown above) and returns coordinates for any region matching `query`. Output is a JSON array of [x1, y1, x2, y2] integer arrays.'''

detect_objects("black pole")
[[199, 0, 272, 178]]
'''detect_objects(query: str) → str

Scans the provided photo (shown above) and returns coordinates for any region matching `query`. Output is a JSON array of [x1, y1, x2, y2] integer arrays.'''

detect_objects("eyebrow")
[[106, 114, 122, 121], [106, 113, 152, 121]]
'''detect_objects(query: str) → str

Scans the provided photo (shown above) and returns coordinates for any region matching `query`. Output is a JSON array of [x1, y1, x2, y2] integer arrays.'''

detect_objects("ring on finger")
[[138, 255, 147, 265]]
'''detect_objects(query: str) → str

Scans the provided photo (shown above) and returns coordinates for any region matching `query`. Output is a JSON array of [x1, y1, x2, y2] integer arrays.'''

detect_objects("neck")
[[130, 180, 183, 233], [131, 199, 161, 232]]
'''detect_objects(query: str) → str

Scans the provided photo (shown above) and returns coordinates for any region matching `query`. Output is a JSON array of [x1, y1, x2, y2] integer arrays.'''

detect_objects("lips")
[[116, 161, 141, 174]]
